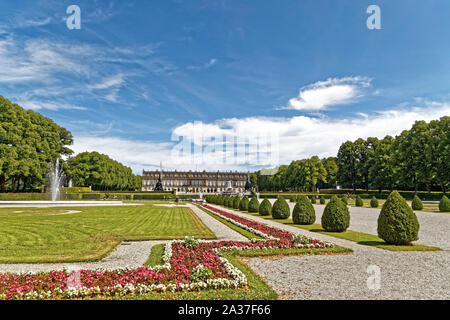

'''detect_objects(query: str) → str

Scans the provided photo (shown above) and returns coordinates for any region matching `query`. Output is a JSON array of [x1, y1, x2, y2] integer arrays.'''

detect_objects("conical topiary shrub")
[[310, 196, 316, 204], [319, 196, 326, 204], [439, 195, 450, 212], [292, 195, 316, 225], [233, 196, 241, 209], [226, 197, 233, 208], [370, 196, 379, 208], [340, 196, 348, 205], [377, 191, 419, 245], [248, 196, 260, 213], [239, 196, 249, 211], [272, 196, 290, 219], [355, 196, 364, 207], [259, 198, 272, 216], [289, 195, 296, 202], [411, 195, 423, 210], [321, 196, 350, 232]]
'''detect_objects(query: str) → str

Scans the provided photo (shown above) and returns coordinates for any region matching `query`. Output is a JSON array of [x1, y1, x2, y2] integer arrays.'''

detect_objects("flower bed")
[[0, 203, 333, 299]]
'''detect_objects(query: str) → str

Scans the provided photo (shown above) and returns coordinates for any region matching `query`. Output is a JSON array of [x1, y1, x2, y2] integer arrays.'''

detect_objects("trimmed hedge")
[[310, 196, 316, 204], [355, 196, 364, 207], [439, 195, 450, 212], [239, 197, 249, 211], [377, 191, 419, 245], [259, 199, 272, 216], [248, 197, 260, 213], [320, 189, 444, 201], [319, 196, 326, 204], [340, 196, 348, 205], [62, 187, 92, 193], [272, 197, 290, 219], [233, 196, 241, 210], [370, 196, 379, 208], [321, 196, 350, 232], [292, 195, 315, 225], [0, 193, 47, 200], [411, 195, 423, 210]]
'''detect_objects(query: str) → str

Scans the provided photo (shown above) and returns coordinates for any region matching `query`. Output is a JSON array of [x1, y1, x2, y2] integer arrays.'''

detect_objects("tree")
[[337, 141, 360, 192], [377, 191, 419, 245], [319, 157, 338, 189], [430, 117, 450, 193], [0, 96, 73, 192], [368, 136, 396, 192], [394, 121, 435, 194], [66, 152, 139, 191]]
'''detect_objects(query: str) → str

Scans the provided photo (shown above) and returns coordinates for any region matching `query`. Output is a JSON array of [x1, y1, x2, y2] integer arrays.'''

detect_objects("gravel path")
[[187, 204, 247, 241], [208, 204, 450, 300], [0, 204, 246, 273]]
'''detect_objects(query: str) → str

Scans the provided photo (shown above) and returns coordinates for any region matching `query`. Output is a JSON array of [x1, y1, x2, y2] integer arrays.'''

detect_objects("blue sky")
[[0, 0, 449, 173]]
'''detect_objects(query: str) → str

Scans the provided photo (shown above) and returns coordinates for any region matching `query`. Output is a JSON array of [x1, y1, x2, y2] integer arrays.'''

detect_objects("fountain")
[[0, 158, 129, 208], [47, 158, 65, 201]]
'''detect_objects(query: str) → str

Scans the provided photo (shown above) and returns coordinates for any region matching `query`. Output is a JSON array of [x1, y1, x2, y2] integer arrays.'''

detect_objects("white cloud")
[[15, 99, 86, 111], [88, 74, 125, 90], [0, 37, 91, 82], [71, 101, 450, 174], [187, 58, 218, 70], [88, 73, 126, 103], [286, 76, 371, 111], [17, 17, 52, 28]]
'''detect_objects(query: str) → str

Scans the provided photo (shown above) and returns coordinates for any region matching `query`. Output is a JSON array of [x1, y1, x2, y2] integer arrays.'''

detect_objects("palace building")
[[141, 169, 252, 194]]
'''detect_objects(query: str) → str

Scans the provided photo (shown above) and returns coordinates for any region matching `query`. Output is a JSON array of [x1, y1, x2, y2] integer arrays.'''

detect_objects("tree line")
[[254, 116, 449, 193], [0, 96, 140, 192], [66, 151, 141, 191]]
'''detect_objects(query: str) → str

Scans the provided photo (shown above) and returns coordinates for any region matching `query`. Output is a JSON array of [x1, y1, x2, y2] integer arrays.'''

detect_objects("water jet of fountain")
[[47, 158, 66, 201]]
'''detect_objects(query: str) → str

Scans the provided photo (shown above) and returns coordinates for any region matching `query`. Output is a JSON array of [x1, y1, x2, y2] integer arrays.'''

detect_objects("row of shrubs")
[[206, 192, 450, 245], [261, 192, 445, 201]]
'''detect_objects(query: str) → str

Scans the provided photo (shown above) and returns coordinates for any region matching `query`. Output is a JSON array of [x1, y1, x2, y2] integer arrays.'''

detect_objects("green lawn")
[[0, 205, 215, 263]]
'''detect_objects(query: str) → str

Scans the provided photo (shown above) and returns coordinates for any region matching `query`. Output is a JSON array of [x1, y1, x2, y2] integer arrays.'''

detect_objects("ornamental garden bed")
[[0, 204, 347, 300]]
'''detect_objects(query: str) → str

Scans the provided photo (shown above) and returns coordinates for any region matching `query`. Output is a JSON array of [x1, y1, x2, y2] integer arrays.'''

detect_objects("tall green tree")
[[0, 96, 73, 192], [337, 141, 360, 192], [66, 151, 139, 191]]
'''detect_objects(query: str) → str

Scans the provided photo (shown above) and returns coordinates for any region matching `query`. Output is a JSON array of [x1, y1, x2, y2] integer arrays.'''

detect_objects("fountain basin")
[[0, 201, 128, 208]]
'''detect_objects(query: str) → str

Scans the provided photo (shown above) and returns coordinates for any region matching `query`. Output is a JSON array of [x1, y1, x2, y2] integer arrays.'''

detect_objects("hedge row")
[[259, 191, 444, 201], [0, 193, 48, 200], [0, 192, 200, 200]]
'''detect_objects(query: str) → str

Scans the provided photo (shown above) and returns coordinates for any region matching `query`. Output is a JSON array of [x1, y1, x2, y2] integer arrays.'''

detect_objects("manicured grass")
[[134, 245, 350, 300], [195, 205, 265, 240], [0, 205, 215, 263], [145, 243, 165, 267]]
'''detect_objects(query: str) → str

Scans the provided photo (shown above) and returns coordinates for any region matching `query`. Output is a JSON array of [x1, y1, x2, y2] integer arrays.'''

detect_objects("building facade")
[[142, 170, 250, 194]]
